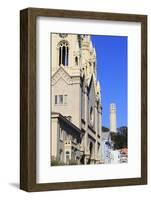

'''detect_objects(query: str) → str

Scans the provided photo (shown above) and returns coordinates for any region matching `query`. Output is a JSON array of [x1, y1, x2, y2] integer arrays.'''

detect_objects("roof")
[[119, 148, 128, 155], [51, 112, 82, 135]]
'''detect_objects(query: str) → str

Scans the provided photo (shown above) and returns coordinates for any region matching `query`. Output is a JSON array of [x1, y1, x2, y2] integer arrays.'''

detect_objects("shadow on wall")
[[9, 183, 19, 189]]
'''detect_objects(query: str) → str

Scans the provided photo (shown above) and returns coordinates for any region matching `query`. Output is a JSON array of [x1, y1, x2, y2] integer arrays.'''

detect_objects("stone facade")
[[51, 33, 102, 165]]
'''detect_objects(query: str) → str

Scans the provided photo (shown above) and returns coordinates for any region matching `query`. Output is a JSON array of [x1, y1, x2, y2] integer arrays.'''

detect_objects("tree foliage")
[[102, 126, 109, 132], [110, 126, 128, 150]]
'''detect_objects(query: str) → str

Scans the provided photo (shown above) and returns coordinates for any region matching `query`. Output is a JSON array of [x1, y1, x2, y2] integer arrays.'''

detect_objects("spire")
[[93, 47, 96, 57], [90, 40, 93, 49]]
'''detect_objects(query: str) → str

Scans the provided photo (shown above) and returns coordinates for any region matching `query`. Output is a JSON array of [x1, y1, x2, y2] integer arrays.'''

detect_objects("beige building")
[[51, 33, 102, 165]]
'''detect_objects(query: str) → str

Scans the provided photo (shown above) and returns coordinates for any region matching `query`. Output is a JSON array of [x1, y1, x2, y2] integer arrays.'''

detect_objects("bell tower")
[[51, 33, 81, 76]]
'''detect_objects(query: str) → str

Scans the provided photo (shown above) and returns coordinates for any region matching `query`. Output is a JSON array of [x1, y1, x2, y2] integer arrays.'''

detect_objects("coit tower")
[[110, 103, 117, 132]]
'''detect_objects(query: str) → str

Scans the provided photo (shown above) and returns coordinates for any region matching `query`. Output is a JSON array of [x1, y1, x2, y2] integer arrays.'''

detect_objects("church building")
[[51, 33, 102, 165]]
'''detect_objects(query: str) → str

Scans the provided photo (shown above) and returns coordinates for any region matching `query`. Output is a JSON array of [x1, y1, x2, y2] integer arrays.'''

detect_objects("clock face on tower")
[[59, 33, 68, 38]]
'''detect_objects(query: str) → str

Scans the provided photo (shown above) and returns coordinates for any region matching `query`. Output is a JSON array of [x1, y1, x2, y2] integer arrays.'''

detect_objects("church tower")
[[51, 33, 82, 128], [51, 33, 102, 165], [110, 103, 117, 132]]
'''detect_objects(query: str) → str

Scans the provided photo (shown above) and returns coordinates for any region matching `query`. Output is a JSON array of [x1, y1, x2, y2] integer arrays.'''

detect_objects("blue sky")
[[91, 35, 127, 128]]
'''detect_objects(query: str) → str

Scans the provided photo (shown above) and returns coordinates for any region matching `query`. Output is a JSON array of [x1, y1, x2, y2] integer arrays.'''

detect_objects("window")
[[75, 56, 78, 66], [64, 95, 67, 104], [55, 95, 57, 104], [58, 41, 69, 66], [90, 106, 94, 125], [54, 95, 67, 105], [59, 95, 63, 104], [98, 143, 100, 153], [93, 62, 96, 69], [59, 149, 63, 161]]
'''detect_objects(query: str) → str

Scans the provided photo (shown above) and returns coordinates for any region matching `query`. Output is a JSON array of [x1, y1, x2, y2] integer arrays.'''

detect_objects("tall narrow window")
[[64, 95, 67, 104], [93, 62, 96, 73], [54, 95, 67, 105], [58, 41, 69, 66], [55, 95, 57, 104], [59, 47, 61, 66], [59, 95, 63, 104], [75, 56, 78, 66]]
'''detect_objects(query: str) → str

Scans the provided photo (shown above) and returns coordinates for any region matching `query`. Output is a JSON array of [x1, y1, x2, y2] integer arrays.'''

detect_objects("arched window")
[[75, 56, 78, 66], [58, 41, 69, 66], [90, 106, 94, 125], [93, 62, 96, 73], [89, 142, 93, 156]]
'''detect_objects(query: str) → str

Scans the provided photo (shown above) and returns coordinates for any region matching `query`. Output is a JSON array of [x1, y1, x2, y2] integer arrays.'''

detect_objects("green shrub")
[[51, 157, 65, 166], [51, 157, 78, 166]]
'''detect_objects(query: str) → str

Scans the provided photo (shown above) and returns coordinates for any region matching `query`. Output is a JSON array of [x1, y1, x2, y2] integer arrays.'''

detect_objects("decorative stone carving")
[[52, 67, 72, 85]]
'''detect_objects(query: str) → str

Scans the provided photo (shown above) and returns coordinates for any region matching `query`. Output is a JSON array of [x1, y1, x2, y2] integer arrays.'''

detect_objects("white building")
[[101, 131, 111, 164], [101, 103, 119, 164], [110, 150, 120, 164], [51, 33, 102, 165]]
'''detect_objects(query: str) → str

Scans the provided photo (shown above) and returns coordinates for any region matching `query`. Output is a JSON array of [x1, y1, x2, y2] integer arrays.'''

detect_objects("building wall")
[[51, 113, 82, 164], [52, 72, 82, 128], [51, 33, 102, 164], [51, 118, 58, 159]]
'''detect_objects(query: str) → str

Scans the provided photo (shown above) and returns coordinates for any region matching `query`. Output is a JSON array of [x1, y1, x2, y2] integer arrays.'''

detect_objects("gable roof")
[[88, 73, 96, 93], [87, 73, 101, 101], [52, 66, 72, 85]]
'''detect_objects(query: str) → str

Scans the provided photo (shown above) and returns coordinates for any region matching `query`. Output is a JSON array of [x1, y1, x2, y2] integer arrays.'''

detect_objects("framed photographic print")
[[20, 8, 147, 191]]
